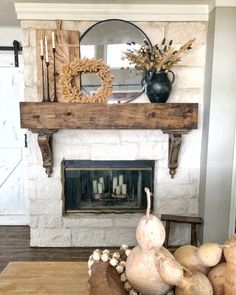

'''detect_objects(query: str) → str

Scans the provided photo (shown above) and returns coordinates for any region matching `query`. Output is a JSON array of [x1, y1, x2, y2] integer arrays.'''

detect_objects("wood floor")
[[0, 226, 116, 272]]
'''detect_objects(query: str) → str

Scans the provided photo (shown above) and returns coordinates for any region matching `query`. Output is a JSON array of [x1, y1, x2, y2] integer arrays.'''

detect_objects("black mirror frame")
[[80, 19, 152, 103]]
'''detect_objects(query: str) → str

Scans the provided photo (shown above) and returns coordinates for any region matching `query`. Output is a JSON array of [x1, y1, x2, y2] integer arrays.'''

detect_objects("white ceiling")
[[1, 0, 213, 27]]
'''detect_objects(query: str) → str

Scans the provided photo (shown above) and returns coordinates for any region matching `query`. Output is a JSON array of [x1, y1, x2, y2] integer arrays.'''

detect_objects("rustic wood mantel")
[[20, 102, 198, 177]]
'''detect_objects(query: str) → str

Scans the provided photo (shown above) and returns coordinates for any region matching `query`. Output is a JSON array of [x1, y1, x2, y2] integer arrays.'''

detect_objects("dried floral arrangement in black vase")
[[122, 38, 195, 103]]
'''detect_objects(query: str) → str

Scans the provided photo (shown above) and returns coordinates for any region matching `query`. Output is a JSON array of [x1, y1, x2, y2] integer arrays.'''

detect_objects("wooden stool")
[[161, 214, 202, 252]]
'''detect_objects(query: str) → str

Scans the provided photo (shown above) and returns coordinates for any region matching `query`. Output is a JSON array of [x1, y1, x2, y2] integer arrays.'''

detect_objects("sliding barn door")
[[0, 53, 29, 224]]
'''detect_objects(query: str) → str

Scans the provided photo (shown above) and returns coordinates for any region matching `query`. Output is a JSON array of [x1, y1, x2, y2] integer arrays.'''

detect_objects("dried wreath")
[[60, 58, 113, 103]]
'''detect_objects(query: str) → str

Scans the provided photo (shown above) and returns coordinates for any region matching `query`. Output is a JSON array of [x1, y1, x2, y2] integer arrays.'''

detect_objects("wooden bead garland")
[[60, 57, 113, 103]]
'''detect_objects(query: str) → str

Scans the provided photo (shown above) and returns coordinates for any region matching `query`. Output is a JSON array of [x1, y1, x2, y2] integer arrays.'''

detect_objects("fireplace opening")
[[63, 160, 154, 213]]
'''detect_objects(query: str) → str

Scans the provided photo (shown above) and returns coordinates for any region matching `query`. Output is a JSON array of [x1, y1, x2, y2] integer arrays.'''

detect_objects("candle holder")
[[46, 61, 50, 102], [40, 55, 46, 102], [52, 48, 57, 102]]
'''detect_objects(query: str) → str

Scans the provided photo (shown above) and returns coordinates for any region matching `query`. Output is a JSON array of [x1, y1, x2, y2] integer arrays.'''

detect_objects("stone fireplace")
[[19, 12, 206, 247]]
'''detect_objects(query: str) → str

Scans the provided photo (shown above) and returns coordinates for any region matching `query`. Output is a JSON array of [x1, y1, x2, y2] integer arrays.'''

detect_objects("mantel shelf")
[[20, 102, 198, 178], [20, 102, 198, 130]]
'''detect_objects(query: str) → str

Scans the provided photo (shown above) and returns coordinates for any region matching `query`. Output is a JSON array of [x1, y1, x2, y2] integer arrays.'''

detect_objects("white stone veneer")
[[22, 20, 206, 247]]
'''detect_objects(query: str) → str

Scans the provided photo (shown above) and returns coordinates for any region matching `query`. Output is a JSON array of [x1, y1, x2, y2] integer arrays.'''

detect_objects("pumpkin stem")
[[144, 187, 152, 219]]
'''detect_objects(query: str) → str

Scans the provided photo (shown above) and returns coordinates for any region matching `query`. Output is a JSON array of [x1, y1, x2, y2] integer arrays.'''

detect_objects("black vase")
[[143, 70, 175, 103]]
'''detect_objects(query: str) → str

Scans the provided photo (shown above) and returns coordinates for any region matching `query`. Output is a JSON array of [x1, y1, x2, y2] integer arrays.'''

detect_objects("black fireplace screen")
[[63, 160, 154, 213]]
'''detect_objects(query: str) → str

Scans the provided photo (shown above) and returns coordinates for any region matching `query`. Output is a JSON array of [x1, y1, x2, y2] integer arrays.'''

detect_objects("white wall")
[[199, 7, 236, 243], [0, 27, 21, 46]]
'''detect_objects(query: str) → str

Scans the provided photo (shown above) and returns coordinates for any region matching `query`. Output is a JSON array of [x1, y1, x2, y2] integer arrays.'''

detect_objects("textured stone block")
[[21, 29, 30, 47], [111, 214, 142, 227], [37, 215, 63, 228], [23, 65, 36, 87], [30, 199, 62, 215], [90, 143, 138, 160], [36, 179, 62, 199], [24, 85, 38, 101], [21, 20, 56, 29], [47, 165, 62, 180], [168, 87, 203, 104], [27, 180, 37, 200], [166, 22, 207, 44], [177, 44, 206, 67], [54, 143, 91, 163], [54, 130, 121, 144], [64, 215, 113, 228], [71, 228, 106, 247], [174, 66, 205, 89], [105, 228, 136, 247], [27, 163, 40, 180], [29, 30, 36, 48], [156, 197, 191, 215], [23, 47, 36, 65], [30, 215, 38, 228], [138, 141, 168, 160], [120, 130, 151, 143], [30, 228, 71, 247], [136, 21, 166, 45], [178, 140, 201, 168], [188, 198, 199, 215], [157, 183, 198, 199], [62, 20, 95, 34]]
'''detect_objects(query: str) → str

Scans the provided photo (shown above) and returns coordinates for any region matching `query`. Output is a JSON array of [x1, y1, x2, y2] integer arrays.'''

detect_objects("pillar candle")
[[122, 184, 127, 195], [45, 36, 49, 62], [52, 32, 55, 49], [98, 183, 103, 194], [40, 39, 44, 56], [119, 174, 124, 186], [116, 185, 121, 195], [92, 180, 98, 194], [99, 177, 104, 191], [113, 176, 118, 193]]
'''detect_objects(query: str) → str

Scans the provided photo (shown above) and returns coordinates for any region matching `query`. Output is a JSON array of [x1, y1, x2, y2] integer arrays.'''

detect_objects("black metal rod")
[[52, 48, 57, 102], [46, 61, 50, 102], [0, 40, 23, 68], [0, 46, 23, 51], [41, 55, 46, 102]]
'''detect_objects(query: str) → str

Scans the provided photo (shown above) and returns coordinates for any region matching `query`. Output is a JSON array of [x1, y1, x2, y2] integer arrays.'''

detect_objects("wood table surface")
[[0, 261, 89, 294]]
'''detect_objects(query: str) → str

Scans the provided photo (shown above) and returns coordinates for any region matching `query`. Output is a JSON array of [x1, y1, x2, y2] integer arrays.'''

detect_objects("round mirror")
[[80, 19, 151, 103]]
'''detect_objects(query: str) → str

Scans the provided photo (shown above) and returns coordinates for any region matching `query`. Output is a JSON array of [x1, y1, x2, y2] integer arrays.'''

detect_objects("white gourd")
[[136, 187, 165, 250], [159, 256, 213, 295], [197, 243, 223, 267], [174, 242, 223, 275], [126, 187, 172, 295]]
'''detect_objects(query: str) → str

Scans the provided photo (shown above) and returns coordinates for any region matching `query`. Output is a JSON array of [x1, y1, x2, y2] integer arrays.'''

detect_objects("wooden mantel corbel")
[[20, 102, 198, 178], [31, 129, 57, 177], [162, 130, 189, 178]]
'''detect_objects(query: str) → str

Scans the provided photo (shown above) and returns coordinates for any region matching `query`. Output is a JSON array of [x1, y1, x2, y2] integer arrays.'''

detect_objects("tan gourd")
[[174, 242, 223, 274], [208, 235, 236, 295], [125, 188, 172, 295], [159, 257, 213, 295]]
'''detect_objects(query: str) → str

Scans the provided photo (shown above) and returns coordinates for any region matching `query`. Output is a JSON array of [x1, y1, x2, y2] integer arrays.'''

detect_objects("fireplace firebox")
[[63, 160, 154, 213]]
